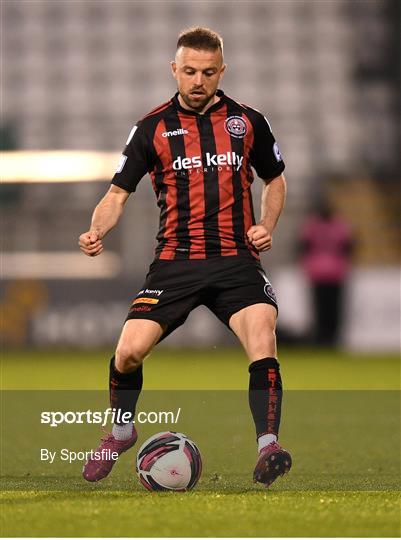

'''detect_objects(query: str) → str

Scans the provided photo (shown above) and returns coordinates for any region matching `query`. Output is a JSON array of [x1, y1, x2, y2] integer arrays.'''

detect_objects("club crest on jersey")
[[225, 116, 247, 138]]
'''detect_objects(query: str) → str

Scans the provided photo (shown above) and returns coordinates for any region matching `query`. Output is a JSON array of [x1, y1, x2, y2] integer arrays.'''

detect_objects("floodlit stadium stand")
[[1, 0, 399, 350]]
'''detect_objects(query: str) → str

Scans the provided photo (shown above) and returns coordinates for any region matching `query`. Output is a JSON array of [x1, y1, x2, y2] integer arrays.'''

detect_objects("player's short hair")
[[177, 27, 223, 55]]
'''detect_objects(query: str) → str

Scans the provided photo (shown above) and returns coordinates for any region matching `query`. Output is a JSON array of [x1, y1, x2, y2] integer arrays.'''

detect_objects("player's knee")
[[266, 326, 276, 346], [115, 345, 144, 373], [249, 326, 276, 359], [265, 317, 277, 337], [269, 326, 276, 340], [255, 323, 276, 343]]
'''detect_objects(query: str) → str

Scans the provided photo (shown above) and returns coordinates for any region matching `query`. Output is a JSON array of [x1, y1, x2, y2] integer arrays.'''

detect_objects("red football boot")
[[83, 427, 137, 482], [253, 441, 292, 487]]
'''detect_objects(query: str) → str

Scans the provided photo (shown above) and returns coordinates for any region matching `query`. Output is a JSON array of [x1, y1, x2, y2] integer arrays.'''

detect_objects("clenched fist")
[[78, 230, 104, 257], [246, 224, 273, 252]]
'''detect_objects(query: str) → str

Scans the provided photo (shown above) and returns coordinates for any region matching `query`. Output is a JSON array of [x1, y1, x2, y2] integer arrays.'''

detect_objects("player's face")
[[171, 47, 226, 112]]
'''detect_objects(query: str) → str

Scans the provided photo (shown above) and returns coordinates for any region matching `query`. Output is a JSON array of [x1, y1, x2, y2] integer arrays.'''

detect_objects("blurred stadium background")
[[1, 0, 400, 353]]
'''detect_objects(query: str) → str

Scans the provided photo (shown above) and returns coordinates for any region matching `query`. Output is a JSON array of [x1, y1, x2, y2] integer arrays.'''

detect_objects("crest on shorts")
[[273, 142, 282, 162], [225, 116, 247, 138], [264, 284, 277, 304]]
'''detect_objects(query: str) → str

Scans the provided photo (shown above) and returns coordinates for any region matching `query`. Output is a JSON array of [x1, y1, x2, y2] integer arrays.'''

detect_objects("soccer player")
[[79, 27, 292, 487]]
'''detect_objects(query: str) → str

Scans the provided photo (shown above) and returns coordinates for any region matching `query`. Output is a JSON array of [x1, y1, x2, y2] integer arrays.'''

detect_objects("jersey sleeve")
[[111, 121, 155, 193], [248, 112, 285, 181]]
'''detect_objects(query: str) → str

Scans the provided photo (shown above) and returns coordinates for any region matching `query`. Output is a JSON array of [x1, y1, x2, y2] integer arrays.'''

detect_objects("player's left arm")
[[247, 173, 286, 252], [246, 109, 286, 252]]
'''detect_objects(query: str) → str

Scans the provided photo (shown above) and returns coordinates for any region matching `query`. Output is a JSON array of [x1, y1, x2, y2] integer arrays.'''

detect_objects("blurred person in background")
[[79, 27, 291, 488], [299, 199, 354, 346]]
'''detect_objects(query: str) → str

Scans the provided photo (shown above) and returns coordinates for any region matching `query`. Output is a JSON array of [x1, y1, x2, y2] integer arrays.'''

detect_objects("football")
[[136, 431, 202, 491]]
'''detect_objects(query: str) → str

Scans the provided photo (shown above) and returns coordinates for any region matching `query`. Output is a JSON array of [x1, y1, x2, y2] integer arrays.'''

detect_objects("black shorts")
[[125, 255, 278, 340]]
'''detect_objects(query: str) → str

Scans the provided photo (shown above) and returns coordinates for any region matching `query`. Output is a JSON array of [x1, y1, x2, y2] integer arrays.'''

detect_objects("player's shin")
[[109, 355, 143, 440], [248, 357, 282, 450]]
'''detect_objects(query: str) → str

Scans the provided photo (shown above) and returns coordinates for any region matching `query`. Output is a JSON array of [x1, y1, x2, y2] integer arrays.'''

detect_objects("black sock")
[[109, 355, 143, 424], [248, 357, 282, 439]]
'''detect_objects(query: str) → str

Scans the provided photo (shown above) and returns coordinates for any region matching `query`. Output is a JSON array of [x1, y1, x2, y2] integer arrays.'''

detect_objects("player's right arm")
[[79, 119, 155, 257], [78, 185, 130, 257]]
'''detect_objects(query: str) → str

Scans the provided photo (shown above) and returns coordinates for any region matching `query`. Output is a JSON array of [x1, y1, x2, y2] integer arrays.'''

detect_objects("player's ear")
[[170, 60, 177, 79], [219, 63, 227, 81]]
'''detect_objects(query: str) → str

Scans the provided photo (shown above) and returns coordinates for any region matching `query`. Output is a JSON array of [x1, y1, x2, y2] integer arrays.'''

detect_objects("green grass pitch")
[[1, 347, 400, 537]]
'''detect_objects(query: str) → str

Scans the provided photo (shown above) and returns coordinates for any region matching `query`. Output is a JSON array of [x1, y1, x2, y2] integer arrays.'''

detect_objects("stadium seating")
[[2, 0, 398, 267]]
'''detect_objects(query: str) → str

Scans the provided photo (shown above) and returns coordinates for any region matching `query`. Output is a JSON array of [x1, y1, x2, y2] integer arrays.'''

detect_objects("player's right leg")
[[83, 319, 164, 482], [82, 258, 204, 482]]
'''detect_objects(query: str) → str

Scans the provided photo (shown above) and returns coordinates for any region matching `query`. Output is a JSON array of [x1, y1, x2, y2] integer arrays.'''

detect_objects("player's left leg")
[[229, 303, 292, 487], [228, 303, 277, 361]]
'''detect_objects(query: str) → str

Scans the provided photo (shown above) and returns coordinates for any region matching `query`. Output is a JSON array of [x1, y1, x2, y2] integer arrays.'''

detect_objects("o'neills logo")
[[162, 128, 189, 137], [173, 151, 243, 171]]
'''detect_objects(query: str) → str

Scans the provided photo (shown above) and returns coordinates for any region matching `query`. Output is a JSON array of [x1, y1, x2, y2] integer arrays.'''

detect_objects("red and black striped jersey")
[[112, 90, 285, 260]]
